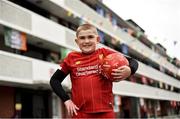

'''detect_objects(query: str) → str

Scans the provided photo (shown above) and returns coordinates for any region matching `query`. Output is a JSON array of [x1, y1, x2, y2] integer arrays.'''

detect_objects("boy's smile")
[[75, 29, 100, 54]]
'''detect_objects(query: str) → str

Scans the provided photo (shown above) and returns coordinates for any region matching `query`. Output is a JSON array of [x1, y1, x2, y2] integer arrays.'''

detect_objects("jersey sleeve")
[[60, 53, 71, 74], [101, 47, 117, 56]]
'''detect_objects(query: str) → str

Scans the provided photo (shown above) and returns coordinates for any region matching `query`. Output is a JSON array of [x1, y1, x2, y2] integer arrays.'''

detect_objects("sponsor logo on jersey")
[[75, 61, 81, 65], [99, 54, 104, 60], [76, 64, 99, 76]]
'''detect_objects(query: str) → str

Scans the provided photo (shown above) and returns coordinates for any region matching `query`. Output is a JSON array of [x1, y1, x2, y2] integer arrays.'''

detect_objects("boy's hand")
[[64, 100, 79, 117], [111, 65, 131, 82]]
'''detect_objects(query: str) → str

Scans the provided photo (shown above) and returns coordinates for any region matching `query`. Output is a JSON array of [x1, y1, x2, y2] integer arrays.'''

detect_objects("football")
[[101, 52, 129, 81]]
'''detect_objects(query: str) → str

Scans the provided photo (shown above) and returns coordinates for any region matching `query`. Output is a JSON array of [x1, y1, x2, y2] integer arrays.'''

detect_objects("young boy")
[[50, 23, 138, 118]]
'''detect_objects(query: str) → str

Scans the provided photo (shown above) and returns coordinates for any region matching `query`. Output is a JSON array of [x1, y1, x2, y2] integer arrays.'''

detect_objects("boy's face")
[[75, 29, 100, 54]]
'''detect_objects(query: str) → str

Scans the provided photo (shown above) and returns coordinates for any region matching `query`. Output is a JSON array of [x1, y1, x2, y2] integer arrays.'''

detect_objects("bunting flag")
[[114, 95, 121, 112], [122, 28, 128, 32], [141, 76, 148, 84], [140, 98, 144, 106], [175, 58, 180, 66], [121, 28, 134, 36], [98, 30, 105, 44], [165, 84, 169, 90], [4, 27, 27, 51], [114, 95, 121, 106], [111, 17, 117, 26], [120, 43, 129, 55], [48, 52, 59, 63], [72, 14, 77, 18], [79, 19, 85, 25], [168, 57, 174, 63], [159, 65, 165, 72], [173, 73, 177, 78], [156, 101, 161, 111], [127, 28, 134, 35], [136, 31, 143, 39], [79, 15, 85, 25], [149, 79, 154, 84], [170, 86, 174, 91], [67, 10, 72, 17], [170, 101, 176, 108], [105, 12, 112, 22], [60, 47, 71, 59], [96, 6, 104, 17], [159, 82, 163, 88], [111, 37, 118, 45], [130, 76, 136, 82]]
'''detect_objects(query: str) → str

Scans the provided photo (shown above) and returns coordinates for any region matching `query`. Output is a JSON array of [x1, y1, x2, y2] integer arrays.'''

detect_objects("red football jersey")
[[60, 48, 116, 113]]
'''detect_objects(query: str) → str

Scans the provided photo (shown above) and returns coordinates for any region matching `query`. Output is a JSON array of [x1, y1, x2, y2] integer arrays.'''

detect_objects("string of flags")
[[66, 8, 179, 67]]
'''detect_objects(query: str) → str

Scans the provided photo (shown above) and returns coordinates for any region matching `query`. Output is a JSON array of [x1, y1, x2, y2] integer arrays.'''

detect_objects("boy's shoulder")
[[98, 47, 114, 53], [66, 51, 81, 58], [98, 47, 117, 56]]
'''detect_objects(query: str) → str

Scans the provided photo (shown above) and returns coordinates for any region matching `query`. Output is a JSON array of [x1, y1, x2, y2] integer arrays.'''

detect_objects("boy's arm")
[[50, 69, 79, 116], [125, 56, 139, 75], [50, 69, 70, 102]]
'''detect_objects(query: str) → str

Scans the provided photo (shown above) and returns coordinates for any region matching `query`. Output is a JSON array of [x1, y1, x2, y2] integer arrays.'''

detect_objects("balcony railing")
[[0, 50, 179, 101]]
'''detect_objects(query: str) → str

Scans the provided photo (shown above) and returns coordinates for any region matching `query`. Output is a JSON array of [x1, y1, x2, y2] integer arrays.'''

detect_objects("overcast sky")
[[103, 0, 180, 60]]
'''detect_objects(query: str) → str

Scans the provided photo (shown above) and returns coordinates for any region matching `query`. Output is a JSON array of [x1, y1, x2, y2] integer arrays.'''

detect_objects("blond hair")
[[76, 23, 98, 37]]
